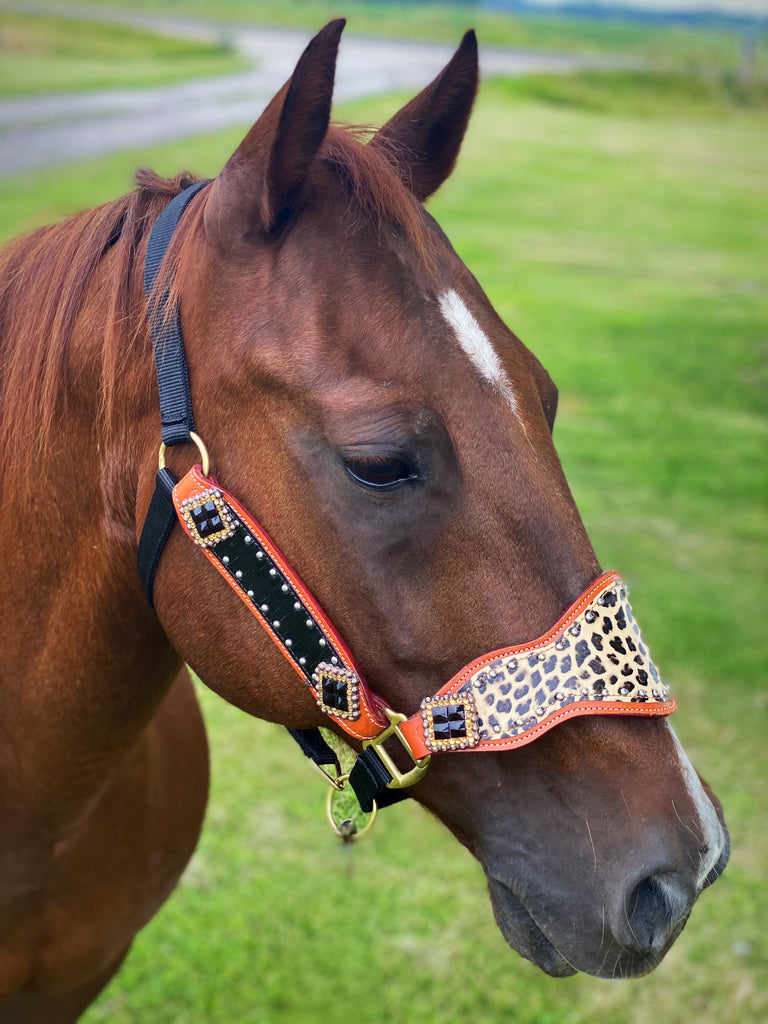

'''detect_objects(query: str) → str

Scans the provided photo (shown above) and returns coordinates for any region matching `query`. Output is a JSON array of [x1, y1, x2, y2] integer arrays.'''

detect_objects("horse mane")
[[0, 125, 432, 502]]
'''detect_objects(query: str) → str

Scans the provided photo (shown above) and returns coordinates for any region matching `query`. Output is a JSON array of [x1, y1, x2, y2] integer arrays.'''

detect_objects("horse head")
[[141, 21, 728, 978]]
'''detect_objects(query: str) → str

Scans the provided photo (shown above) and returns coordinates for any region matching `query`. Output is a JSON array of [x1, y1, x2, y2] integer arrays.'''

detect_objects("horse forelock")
[[316, 125, 433, 267]]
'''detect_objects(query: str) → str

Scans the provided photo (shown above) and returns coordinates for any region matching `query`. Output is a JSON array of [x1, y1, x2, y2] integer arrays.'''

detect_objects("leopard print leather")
[[413, 575, 673, 755], [462, 578, 669, 746]]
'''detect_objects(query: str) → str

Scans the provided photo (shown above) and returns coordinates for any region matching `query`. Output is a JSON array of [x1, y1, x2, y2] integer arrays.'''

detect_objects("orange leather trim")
[[400, 698, 676, 760]]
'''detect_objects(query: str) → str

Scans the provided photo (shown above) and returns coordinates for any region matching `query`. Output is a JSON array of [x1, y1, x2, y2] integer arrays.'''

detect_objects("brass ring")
[[158, 431, 210, 477], [326, 775, 377, 841]]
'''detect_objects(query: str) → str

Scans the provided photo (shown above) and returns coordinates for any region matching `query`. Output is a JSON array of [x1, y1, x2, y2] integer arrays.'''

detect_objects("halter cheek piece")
[[138, 183, 675, 821]]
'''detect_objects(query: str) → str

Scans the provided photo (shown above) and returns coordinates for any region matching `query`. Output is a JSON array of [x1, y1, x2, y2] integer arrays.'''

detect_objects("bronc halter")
[[138, 181, 675, 831]]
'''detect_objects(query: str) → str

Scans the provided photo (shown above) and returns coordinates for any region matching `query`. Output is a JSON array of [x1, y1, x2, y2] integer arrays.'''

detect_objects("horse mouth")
[[486, 876, 685, 980], [486, 877, 578, 978]]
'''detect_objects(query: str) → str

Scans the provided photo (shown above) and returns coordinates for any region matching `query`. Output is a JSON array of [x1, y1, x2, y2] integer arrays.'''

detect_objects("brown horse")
[[0, 21, 728, 1022]]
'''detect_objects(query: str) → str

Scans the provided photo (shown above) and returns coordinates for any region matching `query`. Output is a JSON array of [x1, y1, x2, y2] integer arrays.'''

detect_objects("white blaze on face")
[[438, 289, 522, 424], [667, 723, 725, 888]]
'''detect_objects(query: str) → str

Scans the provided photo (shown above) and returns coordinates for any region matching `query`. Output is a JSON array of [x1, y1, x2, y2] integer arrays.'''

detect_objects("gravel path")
[[0, 4, 627, 178]]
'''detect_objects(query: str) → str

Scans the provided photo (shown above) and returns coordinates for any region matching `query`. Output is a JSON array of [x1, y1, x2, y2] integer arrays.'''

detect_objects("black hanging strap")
[[349, 747, 410, 812], [287, 728, 340, 768], [143, 179, 212, 447]]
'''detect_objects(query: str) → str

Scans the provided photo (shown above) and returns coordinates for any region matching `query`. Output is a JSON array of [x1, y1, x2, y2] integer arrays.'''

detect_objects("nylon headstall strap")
[[138, 183, 676, 819]]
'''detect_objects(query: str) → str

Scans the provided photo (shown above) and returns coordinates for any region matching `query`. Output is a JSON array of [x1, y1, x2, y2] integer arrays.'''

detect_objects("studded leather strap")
[[172, 467, 391, 741]]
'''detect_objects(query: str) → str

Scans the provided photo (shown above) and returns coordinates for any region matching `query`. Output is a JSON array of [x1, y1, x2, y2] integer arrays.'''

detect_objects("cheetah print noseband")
[[397, 571, 675, 757]]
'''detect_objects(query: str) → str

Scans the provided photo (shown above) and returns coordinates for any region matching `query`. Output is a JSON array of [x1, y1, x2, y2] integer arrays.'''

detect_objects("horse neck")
[[0, 219, 181, 825]]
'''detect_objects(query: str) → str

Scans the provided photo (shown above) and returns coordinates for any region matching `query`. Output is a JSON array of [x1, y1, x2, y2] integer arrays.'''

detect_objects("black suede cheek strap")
[[137, 468, 178, 608]]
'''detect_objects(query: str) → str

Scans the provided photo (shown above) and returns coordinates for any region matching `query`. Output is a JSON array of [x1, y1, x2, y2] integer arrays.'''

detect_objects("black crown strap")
[[143, 180, 212, 447], [139, 181, 211, 604]]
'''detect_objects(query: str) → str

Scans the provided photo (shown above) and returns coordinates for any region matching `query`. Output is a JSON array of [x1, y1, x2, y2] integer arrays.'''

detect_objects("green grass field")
[[0, 10, 246, 96], [1, 16, 766, 1024]]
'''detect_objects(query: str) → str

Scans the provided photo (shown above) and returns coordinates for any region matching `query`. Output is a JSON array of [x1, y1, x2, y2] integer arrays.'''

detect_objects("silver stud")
[[256, 551, 264, 559], [235, 570, 243, 579], [537, 652, 546, 661], [581, 687, 589, 696], [260, 604, 268, 613], [493, 725, 501, 734], [536, 707, 545, 716], [269, 568, 277, 577], [306, 619, 313, 628], [619, 687, 628, 696], [273, 620, 280, 629], [331, 656, 338, 665], [319, 638, 326, 647], [281, 584, 289, 593], [285, 639, 293, 648], [247, 590, 254, 598], [294, 602, 302, 611], [222, 556, 229, 565], [555, 638, 566, 650], [299, 657, 306, 666], [585, 610, 597, 623], [515, 718, 524, 727], [506, 658, 517, 671], [244, 535, 252, 545]]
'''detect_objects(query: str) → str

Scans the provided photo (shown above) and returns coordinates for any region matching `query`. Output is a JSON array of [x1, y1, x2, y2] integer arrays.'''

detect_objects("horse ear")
[[204, 19, 345, 248], [371, 30, 478, 202]]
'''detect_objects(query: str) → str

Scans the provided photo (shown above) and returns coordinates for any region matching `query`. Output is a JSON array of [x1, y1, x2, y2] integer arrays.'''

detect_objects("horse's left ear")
[[371, 30, 478, 202], [204, 19, 344, 250]]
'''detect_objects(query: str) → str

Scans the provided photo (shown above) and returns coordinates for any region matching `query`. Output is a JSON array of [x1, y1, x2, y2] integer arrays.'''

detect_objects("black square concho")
[[313, 663, 361, 721], [179, 488, 236, 547], [420, 692, 479, 752]]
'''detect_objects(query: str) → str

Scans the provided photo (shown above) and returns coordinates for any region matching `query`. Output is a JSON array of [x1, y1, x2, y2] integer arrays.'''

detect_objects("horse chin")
[[487, 878, 577, 978]]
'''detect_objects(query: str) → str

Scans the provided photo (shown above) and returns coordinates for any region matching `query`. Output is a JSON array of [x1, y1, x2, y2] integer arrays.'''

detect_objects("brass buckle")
[[363, 708, 431, 789]]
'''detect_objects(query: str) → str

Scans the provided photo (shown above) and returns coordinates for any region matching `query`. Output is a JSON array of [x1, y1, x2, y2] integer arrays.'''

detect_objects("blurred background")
[[1, 1, 765, 1021]]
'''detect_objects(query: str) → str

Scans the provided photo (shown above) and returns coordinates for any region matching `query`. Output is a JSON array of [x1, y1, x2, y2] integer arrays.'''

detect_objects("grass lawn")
[[0, 10, 246, 97], [1, 61, 766, 1024]]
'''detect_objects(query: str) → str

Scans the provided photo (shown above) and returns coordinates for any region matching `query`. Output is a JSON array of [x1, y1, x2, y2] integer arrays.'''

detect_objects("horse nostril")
[[623, 874, 692, 957]]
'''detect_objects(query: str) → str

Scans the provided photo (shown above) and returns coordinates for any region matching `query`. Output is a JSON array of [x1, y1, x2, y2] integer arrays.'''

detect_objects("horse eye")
[[344, 457, 413, 489]]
